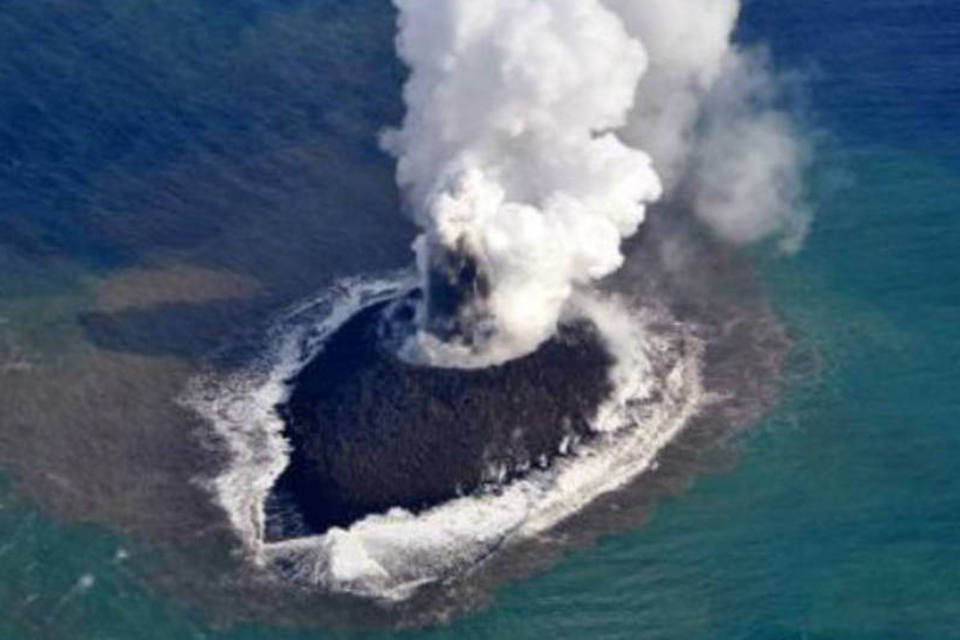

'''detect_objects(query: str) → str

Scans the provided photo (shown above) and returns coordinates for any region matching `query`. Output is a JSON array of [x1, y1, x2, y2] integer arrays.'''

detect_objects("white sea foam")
[[184, 275, 703, 601], [185, 276, 411, 549]]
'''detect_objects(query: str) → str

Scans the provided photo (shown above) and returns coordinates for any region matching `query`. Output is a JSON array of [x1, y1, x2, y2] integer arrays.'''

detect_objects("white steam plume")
[[607, 0, 810, 249], [383, 0, 662, 367], [384, 0, 808, 367]]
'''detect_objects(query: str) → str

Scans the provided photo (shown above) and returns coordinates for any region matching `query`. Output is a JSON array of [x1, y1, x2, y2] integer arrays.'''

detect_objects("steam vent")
[[267, 295, 614, 540]]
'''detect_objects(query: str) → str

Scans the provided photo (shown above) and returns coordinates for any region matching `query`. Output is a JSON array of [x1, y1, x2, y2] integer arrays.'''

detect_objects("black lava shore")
[[268, 299, 614, 539]]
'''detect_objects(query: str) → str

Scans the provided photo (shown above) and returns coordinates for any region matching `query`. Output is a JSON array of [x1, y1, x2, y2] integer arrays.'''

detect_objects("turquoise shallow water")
[[2, 0, 959, 638]]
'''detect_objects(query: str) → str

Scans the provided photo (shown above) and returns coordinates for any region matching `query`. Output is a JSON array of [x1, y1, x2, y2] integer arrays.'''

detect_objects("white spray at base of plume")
[[384, 0, 810, 367]]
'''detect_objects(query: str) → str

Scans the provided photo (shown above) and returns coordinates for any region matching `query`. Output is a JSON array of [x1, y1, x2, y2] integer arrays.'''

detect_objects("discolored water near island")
[[267, 295, 614, 540]]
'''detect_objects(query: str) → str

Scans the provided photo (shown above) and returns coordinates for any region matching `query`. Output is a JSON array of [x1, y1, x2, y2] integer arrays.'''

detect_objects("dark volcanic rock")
[[423, 239, 491, 344], [270, 299, 614, 538]]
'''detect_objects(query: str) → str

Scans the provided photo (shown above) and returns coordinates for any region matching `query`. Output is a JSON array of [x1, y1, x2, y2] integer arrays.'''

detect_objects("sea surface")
[[1, 0, 959, 638]]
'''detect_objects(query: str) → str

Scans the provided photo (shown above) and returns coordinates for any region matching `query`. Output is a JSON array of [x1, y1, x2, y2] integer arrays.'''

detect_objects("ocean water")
[[1, 0, 959, 638]]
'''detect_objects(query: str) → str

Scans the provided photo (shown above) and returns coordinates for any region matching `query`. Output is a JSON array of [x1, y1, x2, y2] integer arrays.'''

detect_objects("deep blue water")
[[1, 0, 958, 638]]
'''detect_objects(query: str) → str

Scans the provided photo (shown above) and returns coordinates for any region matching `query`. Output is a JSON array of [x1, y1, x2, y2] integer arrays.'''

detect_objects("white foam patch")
[[184, 275, 703, 601], [184, 275, 412, 549]]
